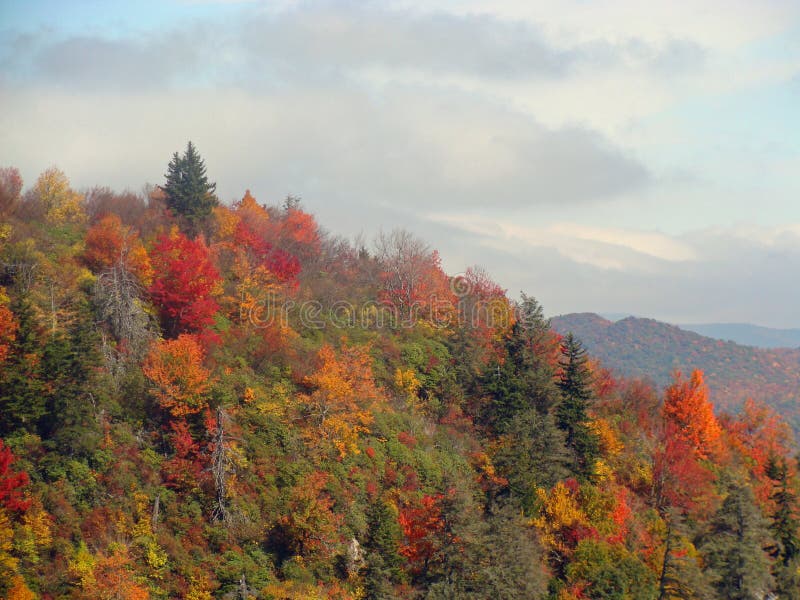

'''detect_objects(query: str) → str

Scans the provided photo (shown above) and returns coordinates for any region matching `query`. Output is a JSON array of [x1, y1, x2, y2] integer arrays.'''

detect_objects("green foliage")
[[700, 484, 775, 599], [162, 141, 218, 236], [556, 333, 600, 479]]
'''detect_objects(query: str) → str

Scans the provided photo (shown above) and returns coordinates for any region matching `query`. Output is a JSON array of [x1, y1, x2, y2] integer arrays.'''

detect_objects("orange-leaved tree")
[[302, 343, 379, 458], [83, 213, 152, 283], [142, 335, 212, 418], [663, 370, 722, 460]]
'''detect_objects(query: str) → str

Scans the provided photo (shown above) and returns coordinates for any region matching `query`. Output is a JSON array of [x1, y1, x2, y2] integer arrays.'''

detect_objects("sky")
[[1, 0, 800, 327]]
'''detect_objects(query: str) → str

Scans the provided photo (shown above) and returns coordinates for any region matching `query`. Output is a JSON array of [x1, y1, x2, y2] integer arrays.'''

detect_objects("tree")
[[0, 440, 29, 513], [0, 297, 46, 435], [29, 166, 86, 225], [663, 370, 721, 460], [0, 167, 23, 217], [149, 228, 221, 337], [142, 334, 212, 418], [376, 229, 455, 325], [362, 499, 405, 598], [162, 141, 217, 236], [765, 456, 800, 599], [301, 343, 378, 458], [556, 333, 600, 479], [700, 484, 775, 600], [480, 294, 560, 430]]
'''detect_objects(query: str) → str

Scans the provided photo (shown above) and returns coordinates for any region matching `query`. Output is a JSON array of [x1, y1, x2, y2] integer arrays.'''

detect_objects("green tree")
[[556, 333, 599, 479], [162, 141, 218, 236], [38, 301, 103, 456], [0, 297, 46, 435], [481, 294, 559, 431], [700, 484, 775, 600], [765, 456, 800, 599], [363, 499, 405, 599]]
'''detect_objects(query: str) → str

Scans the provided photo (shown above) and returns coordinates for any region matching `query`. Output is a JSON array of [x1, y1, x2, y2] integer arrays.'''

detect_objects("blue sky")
[[2, 0, 800, 326]]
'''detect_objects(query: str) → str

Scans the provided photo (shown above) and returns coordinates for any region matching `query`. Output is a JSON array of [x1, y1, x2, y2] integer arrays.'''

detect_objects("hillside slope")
[[552, 313, 800, 429]]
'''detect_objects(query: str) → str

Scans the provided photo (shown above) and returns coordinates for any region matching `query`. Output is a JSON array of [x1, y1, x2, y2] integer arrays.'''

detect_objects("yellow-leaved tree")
[[32, 167, 86, 225]]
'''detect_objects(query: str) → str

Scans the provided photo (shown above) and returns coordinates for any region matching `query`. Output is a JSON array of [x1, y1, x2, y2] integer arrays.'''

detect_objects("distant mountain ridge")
[[551, 312, 800, 431], [677, 323, 800, 349]]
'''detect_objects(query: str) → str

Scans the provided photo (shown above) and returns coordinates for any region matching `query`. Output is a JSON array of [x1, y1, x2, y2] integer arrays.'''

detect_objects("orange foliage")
[[91, 546, 150, 600], [142, 335, 212, 417], [302, 344, 379, 457], [5, 574, 35, 600], [0, 301, 17, 364], [663, 370, 722, 460], [83, 214, 152, 282]]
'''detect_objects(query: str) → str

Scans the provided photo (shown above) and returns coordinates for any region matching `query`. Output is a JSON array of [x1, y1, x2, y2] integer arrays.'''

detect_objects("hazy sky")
[[2, 0, 800, 326]]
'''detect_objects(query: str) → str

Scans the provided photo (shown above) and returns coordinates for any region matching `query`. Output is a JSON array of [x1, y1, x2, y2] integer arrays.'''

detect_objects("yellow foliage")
[[589, 418, 623, 457], [144, 539, 168, 572], [303, 344, 379, 458], [212, 205, 241, 240], [68, 541, 96, 590], [33, 167, 86, 225], [530, 482, 588, 555], [593, 459, 614, 483], [394, 368, 420, 403], [14, 497, 52, 564]]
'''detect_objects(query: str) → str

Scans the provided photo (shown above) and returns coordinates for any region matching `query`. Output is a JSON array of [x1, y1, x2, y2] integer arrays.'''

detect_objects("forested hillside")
[[0, 147, 799, 599], [551, 313, 800, 434]]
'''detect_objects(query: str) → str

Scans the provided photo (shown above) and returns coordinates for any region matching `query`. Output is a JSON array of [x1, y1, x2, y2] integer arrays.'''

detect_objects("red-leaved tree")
[[149, 228, 221, 337]]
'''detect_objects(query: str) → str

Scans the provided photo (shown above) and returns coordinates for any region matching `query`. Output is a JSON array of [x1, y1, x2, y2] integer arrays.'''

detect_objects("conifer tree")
[[766, 456, 800, 598], [556, 333, 599, 478], [700, 484, 775, 600], [0, 297, 45, 435], [162, 141, 218, 236]]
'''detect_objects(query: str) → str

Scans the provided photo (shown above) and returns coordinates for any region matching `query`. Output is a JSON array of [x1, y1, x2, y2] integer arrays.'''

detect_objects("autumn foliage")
[[149, 228, 221, 336], [663, 369, 722, 460], [142, 334, 212, 418]]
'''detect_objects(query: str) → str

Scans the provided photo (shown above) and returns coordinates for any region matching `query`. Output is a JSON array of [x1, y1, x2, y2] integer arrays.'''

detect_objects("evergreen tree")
[[38, 302, 103, 456], [700, 484, 775, 600], [0, 296, 45, 434], [493, 409, 570, 512], [481, 294, 559, 431], [363, 499, 405, 599], [162, 141, 218, 236], [556, 333, 599, 479], [766, 456, 800, 566], [765, 456, 800, 599]]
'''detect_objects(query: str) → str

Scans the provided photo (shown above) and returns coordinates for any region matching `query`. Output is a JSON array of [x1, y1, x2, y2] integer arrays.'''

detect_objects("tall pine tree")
[[162, 141, 218, 236], [556, 333, 600, 479]]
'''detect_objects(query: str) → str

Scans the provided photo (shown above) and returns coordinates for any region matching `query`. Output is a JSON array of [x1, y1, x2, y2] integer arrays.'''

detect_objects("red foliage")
[[653, 423, 716, 516], [149, 229, 221, 336], [233, 220, 300, 283], [399, 494, 446, 575], [0, 439, 30, 512], [162, 420, 207, 491], [607, 487, 632, 544]]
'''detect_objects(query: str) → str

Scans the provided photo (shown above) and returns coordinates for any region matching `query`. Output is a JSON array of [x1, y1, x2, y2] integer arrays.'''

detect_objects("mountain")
[[678, 322, 800, 349], [551, 313, 800, 430]]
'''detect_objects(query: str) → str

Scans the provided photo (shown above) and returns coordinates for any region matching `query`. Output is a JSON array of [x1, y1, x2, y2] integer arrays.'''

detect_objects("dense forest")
[[0, 144, 798, 599], [550, 313, 800, 434]]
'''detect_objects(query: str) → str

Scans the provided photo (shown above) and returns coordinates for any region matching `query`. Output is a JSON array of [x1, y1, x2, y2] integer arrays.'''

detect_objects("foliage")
[[0, 162, 795, 599]]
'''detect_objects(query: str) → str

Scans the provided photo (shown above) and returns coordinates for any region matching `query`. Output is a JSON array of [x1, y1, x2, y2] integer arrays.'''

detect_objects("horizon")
[[2, 1, 800, 327]]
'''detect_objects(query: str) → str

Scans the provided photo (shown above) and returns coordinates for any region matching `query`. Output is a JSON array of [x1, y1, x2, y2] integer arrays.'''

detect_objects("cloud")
[[429, 216, 800, 327]]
